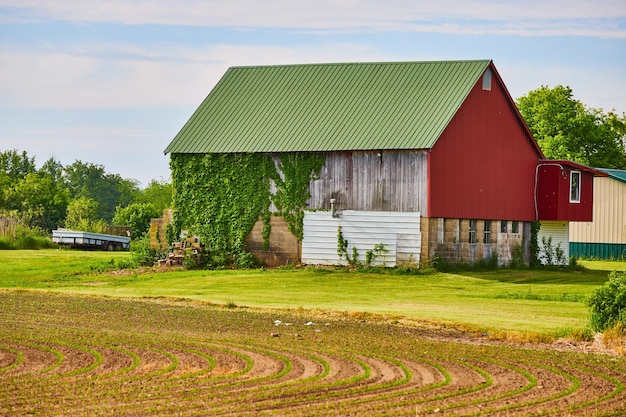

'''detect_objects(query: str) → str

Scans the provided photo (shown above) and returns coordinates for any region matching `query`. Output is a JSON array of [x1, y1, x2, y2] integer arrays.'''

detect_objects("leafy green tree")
[[112, 202, 159, 238], [0, 149, 37, 210], [4, 173, 69, 230], [65, 197, 99, 230], [63, 161, 140, 222], [516, 85, 626, 169], [0, 149, 36, 181], [6, 174, 69, 230], [137, 179, 172, 214], [39, 157, 65, 186], [0, 173, 11, 209], [1, 151, 68, 230], [115, 175, 141, 208]]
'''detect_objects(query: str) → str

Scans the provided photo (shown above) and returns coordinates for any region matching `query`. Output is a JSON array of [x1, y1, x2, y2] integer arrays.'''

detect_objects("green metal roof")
[[165, 60, 492, 154], [600, 168, 626, 184]]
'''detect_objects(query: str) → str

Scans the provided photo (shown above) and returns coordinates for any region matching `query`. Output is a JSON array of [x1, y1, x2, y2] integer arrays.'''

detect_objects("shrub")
[[588, 270, 626, 332], [15, 235, 39, 249], [509, 243, 525, 268], [486, 250, 499, 268], [182, 250, 199, 269], [112, 203, 159, 238], [2, 225, 57, 250], [235, 252, 261, 269], [130, 234, 162, 267], [540, 236, 566, 266], [530, 220, 541, 267]]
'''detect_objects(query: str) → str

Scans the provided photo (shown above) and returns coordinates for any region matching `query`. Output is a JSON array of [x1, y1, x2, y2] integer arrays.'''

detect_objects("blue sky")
[[1, 1, 625, 187]]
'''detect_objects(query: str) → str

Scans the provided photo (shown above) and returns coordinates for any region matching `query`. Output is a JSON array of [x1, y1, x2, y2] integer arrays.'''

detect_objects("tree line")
[[0, 150, 172, 239]]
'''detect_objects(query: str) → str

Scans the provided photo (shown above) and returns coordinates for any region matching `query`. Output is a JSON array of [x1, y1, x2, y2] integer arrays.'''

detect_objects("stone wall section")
[[247, 216, 301, 267], [426, 217, 525, 266], [149, 209, 174, 250]]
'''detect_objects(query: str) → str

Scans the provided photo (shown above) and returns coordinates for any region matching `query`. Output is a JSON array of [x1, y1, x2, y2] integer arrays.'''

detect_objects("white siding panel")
[[302, 210, 421, 266], [538, 221, 569, 265]]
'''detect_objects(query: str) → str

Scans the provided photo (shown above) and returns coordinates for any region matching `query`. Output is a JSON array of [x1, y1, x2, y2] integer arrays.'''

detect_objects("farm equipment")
[[52, 229, 131, 251]]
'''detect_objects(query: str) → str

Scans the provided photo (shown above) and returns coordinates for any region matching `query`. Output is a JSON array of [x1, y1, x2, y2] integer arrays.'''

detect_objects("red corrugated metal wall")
[[537, 166, 594, 221], [428, 66, 541, 221], [536, 165, 560, 220], [563, 170, 594, 221]]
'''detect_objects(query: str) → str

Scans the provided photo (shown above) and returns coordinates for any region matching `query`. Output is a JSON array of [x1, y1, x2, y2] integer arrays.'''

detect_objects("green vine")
[[337, 226, 386, 267], [273, 153, 326, 241], [365, 243, 387, 267], [170, 152, 325, 264], [530, 220, 541, 268], [337, 225, 350, 262], [170, 153, 276, 260]]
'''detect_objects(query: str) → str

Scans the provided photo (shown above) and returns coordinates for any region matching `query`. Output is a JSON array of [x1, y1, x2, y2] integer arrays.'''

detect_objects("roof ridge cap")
[[229, 59, 492, 70]]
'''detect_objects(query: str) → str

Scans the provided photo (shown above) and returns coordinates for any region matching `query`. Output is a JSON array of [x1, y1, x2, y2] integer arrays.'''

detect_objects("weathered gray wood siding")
[[308, 150, 428, 214], [268, 150, 427, 214]]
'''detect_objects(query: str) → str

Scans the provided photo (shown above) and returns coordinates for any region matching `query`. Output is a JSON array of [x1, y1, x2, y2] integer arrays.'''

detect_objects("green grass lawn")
[[0, 249, 623, 339]]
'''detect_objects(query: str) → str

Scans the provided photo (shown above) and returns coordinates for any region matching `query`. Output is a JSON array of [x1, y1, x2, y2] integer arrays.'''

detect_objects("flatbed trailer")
[[52, 229, 131, 251]]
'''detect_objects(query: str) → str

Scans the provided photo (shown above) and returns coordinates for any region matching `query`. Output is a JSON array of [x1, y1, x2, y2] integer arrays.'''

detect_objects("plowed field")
[[1, 291, 624, 416]]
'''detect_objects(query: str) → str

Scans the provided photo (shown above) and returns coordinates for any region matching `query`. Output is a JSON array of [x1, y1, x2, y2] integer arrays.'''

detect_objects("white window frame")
[[483, 220, 492, 244], [469, 219, 477, 244], [570, 171, 581, 203]]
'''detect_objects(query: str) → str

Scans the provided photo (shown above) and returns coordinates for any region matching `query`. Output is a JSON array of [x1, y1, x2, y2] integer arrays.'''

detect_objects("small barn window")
[[483, 220, 492, 244], [512, 221, 519, 234], [570, 171, 581, 203], [500, 221, 508, 233], [482, 68, 492, 91], [469, 220, 477, 244]]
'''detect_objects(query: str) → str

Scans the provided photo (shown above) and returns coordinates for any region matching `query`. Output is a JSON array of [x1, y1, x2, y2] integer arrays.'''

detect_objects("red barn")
[[165, 60, 603, 266], [428, 65, 541, 221]]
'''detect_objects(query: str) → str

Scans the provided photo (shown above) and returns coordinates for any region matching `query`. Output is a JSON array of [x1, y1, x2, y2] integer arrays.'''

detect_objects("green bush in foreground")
[[588, 270, 626, 332]]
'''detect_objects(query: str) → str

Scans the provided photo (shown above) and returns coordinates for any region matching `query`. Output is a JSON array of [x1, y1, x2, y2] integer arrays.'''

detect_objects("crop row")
[[1, 291, 625, 416]]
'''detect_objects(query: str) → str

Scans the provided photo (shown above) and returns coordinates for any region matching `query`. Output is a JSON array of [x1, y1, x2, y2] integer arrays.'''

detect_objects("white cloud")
[[0, 42, 391, 109], [2, 39, 625, 114], [0, 45, 211, 109], [3, 0, 625, 37]]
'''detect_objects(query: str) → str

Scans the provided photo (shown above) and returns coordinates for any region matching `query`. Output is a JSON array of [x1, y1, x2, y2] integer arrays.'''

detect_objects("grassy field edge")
[[1, 249, 624, 343]]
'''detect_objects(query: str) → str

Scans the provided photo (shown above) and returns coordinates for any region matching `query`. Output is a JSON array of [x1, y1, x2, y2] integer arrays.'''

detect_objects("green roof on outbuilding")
[[600, 168, 626, 184], [165, 60, 492, 154]]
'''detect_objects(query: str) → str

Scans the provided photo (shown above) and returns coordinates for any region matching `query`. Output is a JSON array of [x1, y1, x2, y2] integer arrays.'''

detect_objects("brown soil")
[[0, 291, 624, 416]]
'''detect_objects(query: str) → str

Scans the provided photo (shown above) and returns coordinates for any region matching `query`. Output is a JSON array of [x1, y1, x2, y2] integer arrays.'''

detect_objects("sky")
[[1, 1, 625, 187]]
